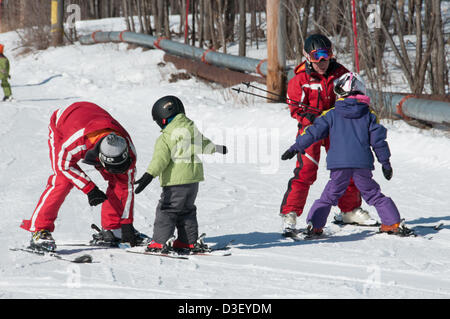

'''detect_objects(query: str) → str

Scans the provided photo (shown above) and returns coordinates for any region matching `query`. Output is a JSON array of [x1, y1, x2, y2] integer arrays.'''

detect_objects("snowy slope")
[[1, 20, 450, 300]]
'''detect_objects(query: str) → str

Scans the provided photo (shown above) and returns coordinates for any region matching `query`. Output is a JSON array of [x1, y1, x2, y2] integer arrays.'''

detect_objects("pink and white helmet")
[[333, 72, 366, 97]]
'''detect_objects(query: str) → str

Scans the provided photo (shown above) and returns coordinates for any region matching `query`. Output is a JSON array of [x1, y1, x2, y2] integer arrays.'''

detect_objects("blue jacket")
[[291, 96, 391, 170]]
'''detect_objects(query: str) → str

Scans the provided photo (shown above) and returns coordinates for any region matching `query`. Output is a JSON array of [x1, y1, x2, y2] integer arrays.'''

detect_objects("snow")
[[1, 18, 450, 300]]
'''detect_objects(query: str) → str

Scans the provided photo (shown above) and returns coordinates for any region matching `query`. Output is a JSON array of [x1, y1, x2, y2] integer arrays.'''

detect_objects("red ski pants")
[[280, 138, 361, 216]]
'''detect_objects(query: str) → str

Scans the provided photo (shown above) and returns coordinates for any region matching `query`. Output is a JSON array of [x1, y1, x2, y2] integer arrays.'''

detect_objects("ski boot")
[[303, 222, 323, 239], [190, 234, 211, 253], [90, 229, 121, 247], [133, 229, 151, 246], [334, 207, 379, 226], [30, 230, 56, 252], [146, 237, 174, 254], [281, 212, 298, 237], [379, 220, 415, 237], [120, 224, 150, 247]]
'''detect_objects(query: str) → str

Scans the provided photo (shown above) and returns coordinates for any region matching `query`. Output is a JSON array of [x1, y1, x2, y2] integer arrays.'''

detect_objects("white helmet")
[[99, 133, 131, 174], [333, 72, 366, 97]]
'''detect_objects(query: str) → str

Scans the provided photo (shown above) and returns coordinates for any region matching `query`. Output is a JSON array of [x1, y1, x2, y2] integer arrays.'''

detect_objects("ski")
[[413, 222, 443, 231], [125, 248, 190, 260], [124, 238, 233, 259], [58, 223, 151, 248], [332, 218, 443, 236], [377, 222, 444, 238], [10, 247, 93, 263], [188, 248, 232, 257], [282, 228, 329, 241], [282, 229, 304, 241], [208, 239, 234, 251], [125, 248, 232, 258], [332, 219, 381, 227]]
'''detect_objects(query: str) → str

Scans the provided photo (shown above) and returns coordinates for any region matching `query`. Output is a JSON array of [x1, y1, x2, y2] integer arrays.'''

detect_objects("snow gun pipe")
[[232, 86, 321, 114], [241, 82, 321, 112]]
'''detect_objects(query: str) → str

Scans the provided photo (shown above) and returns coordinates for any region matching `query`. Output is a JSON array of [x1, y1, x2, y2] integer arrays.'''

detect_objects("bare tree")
[[238, 0, 246, 56], [429, 0, 446, 95], [380, 0, 436, 94]]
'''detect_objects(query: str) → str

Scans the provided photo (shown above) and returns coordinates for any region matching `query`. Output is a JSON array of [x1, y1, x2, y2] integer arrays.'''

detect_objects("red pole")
[[184, 0, 190, 43], [351, 0, 360, 72]]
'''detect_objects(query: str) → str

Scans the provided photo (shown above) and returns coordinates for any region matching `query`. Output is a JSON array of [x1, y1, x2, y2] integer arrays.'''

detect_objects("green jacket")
[[0, 55, 10, 79], [146, 114, 217, 186]]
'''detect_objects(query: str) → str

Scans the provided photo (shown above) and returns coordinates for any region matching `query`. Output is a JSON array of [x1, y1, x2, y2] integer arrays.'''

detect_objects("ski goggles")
[[308, 48, 332, 63]]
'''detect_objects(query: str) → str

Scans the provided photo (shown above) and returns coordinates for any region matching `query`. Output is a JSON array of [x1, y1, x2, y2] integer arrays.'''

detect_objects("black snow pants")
[[152, 182, 199, 245]]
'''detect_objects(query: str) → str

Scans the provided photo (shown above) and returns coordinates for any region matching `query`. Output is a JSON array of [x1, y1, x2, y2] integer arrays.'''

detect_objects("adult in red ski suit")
[[280, 34, 363, 221], [21, 102, 137, 238]]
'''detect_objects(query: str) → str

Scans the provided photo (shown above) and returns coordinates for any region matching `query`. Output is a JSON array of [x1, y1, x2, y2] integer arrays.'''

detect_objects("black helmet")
[[98, 133, 131, 174], [304, 34, 332, 54], [152, 95, 185, 129]]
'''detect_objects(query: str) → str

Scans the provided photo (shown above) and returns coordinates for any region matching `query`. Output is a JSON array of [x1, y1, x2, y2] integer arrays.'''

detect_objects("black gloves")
[[121, 224, 137, 247], [215, 145, 228, 154], [87, 186, 107, 206], [134, 173, 154, 194], [301, 112, 317, 124], [281, 148, 304, 161], [297, 112, 318, 128], [382, 165, 393, 181], [281, 149, 297, 160]]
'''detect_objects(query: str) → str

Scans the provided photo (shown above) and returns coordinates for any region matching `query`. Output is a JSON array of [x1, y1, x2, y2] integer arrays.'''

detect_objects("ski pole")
[[235, 83, 321, 113], [232, 87, 284, 103], [242, 81, 284, 97], [241, 81, 321, 112]]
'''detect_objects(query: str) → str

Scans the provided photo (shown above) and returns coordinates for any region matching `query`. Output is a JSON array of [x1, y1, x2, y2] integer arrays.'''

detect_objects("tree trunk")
[[238, 0, 246, 56], [430, 0, 446, 95], [216, 0, 227, 53]]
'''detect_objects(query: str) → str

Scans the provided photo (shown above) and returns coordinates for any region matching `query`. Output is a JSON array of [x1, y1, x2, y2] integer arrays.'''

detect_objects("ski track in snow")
[[1, 18, 450, 299]]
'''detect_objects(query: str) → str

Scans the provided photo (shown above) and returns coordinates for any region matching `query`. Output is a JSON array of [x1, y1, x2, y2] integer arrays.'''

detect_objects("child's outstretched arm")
[[197, 131, 227, 155], [281, 112, 331, 160]]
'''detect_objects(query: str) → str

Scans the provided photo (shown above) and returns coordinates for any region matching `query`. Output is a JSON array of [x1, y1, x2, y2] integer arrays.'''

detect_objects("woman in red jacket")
[[21, 102, 142, 251], [280, 34, 376, 235]]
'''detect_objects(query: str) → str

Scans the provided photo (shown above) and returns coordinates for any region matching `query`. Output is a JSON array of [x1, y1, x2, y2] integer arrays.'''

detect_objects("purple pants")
[[306, 168, 401, 229]]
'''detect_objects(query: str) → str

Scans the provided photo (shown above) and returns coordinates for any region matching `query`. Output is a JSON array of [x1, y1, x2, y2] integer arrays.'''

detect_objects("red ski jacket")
[[287, 60, 349, 128], [50, 101, 137, 194]]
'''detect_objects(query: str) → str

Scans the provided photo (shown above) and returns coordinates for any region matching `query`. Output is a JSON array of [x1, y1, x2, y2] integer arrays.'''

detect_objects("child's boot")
[[379, 220, 415, 237]]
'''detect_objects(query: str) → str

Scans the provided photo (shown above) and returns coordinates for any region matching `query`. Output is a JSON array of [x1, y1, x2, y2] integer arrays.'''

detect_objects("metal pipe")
[[79, 31, 450, 126], [80, 31, 268, 76]]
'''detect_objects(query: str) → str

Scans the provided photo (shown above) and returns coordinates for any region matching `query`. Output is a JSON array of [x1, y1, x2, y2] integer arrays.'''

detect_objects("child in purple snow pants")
[[281, 72, 403, 233]]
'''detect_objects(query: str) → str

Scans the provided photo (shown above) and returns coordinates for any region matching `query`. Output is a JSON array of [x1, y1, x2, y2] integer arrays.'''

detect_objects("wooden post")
[[51, 0, 64, 46], [0, 0, 3, 33], [266, 0, 286, 102]]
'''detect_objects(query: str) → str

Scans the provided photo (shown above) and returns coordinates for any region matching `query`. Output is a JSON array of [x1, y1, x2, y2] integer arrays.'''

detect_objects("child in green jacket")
[[0, 44, 12, 101], [134, 95, 227, 252]]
